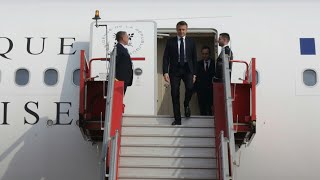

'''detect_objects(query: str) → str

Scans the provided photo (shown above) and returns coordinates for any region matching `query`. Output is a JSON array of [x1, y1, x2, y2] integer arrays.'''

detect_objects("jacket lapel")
[[173, 37, 178, 57], [185, 37, 189, 57]]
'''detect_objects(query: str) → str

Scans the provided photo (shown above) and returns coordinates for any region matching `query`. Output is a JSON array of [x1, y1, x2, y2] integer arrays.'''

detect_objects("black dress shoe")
[[185, 106, 191, 118], [171, 121, 181, 125]]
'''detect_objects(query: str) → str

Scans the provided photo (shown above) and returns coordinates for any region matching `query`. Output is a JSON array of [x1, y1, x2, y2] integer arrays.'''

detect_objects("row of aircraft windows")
[[0, 69, 259, 86], [0, 69, 316, 87], [2, 68, 80, 86]]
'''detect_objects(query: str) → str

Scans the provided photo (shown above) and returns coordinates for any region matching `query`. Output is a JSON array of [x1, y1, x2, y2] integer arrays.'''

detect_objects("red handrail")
[[251, 58, 257, 121], [214, 58, 257, 180], [88, 58, 109, 78], [230, 60, 249, 83], [109, 81, 124, 180], [79, 50, 88, 115]]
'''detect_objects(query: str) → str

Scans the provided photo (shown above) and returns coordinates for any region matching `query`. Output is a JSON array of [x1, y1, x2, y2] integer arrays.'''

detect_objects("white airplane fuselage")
[[0, 1, 320, 180]]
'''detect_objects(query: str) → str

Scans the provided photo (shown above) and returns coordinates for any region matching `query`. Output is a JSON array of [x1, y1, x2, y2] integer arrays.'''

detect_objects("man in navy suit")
[[163, 21, 197, 125], [213, 33, 233, 83], [195, 46, 215, 116], [115, 31, 133, 94]]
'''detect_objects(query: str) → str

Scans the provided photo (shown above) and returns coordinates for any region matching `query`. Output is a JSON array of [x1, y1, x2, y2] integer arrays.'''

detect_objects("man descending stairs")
[[118, 115, 217, 180]]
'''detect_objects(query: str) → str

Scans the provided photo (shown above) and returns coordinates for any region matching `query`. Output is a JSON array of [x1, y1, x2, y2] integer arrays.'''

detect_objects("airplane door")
[[90, 21, 157, 115]]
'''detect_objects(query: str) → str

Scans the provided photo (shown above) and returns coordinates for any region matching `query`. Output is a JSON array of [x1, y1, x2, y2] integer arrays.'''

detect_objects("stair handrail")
[[219, 131, 231, 180], [222, 48, 236, 179], [100, 46, 117, 180], [109, 130, 119, 180]]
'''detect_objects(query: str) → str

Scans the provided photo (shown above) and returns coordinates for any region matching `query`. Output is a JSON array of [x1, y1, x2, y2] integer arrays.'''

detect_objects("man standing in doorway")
[[213, 33, 233, 83], [115, 31, 133, 94], [163, 21, 197, 125], [195, 46, 215, 116]]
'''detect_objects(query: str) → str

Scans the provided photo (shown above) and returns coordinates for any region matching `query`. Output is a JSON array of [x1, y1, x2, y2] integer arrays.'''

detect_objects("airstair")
[[79, 13, 256, 180], [78, 47, 256, 180]]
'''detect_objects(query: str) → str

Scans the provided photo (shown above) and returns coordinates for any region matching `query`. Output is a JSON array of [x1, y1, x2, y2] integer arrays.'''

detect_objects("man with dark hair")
[[115, 31, 133, 94], [195, 46, 215, 115], [163, 21, 197, 125], [213, 33, 233, 83]]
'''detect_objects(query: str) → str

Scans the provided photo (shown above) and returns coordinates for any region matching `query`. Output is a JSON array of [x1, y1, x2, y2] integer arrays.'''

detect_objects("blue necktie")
[[180, 37, 185, 66]]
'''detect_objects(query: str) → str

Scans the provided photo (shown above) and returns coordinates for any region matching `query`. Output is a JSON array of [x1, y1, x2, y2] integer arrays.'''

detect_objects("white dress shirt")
[[120, 43, 127, 48]]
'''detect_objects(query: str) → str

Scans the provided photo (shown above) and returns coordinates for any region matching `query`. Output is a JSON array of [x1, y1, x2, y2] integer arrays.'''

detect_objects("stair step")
[[120, 179, 217, 180], [120, 147, 215, 158], [121, 137, 215, 148], [122, 127, 215, 137], [122, 116, 214, 127], [118, 167, 217, 179], [120, 157, 216, 169]]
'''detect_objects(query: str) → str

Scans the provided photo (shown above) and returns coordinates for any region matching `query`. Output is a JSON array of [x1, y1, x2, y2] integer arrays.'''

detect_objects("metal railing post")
[[109, 130, 119, 180], [222, 48, 236, 179], [99, 46, 117, 180]]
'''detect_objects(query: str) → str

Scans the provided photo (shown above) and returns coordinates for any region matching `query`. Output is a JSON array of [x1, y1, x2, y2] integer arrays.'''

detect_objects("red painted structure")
[[79, 50, 125, 180], [214, 58, 256, 180]]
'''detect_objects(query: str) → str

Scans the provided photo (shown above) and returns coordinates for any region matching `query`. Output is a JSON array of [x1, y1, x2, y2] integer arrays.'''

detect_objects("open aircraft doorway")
[[157, 28, 218, 116]]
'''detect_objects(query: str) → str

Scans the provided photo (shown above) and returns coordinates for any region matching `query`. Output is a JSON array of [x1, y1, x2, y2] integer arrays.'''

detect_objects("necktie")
[[205, 61, 209, 71], [180, 37, 185, 66]]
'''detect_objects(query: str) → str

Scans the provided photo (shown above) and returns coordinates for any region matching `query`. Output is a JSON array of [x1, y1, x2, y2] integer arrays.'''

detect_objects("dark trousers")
[[124, 83, 128, 95], [197, 88, 213, 116], [169, 65, 194, 121]]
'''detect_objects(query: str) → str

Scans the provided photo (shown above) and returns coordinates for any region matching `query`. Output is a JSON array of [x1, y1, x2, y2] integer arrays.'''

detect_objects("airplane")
[[0, 0, 319, 180]]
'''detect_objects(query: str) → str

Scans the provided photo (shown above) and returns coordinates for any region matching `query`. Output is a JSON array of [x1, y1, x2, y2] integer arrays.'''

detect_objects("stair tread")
[[120, 157, 216, 169], [123, 115, 214, 119], [122, 124, 213, 128], [118, 167, 217, 179], [122, 116, 214, 127], [120, 179, 217, 180], [120, 147, 215, 158], [122, 127, 215, 137], [121, 137, 215, 147]]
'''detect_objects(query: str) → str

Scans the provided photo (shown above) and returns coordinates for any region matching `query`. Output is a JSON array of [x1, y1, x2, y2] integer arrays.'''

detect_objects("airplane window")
[[15, 68, 29, 86], [255, 70, 259, 85], [73, 69, 80, 86], [44, 69, 58, 86], [303, 69, 317, 86], [246, 70, 259, 85]]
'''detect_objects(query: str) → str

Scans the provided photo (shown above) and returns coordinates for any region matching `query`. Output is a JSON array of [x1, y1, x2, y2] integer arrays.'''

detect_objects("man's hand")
[[164, 73, 170, 83], [193, 75, 196, 83]]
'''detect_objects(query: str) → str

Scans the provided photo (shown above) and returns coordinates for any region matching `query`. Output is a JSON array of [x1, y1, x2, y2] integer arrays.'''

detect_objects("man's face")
[[122, 33, 129, 45], [176, 25, 188, 37], [218, 35, 225, 47], [201, 49, 210, 60]]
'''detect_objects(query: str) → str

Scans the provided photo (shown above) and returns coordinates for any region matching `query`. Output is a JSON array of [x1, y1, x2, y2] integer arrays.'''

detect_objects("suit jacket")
[[163, 36, 197, 75], [214, 46, 233, 82], [115, 43, 133, 86], [195, 59, 215, 92]]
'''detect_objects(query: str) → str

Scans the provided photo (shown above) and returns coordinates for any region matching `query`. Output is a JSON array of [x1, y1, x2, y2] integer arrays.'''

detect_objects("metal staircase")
[[118, 115, 217, 180], [78, 46, 257, 180]]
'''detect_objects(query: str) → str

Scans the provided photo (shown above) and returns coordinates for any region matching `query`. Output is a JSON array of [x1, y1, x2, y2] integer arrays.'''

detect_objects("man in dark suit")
[[115, 31, 133, 94], [213, 33, 233, 83], [195, 46, 215, 116], [163, 21, 197, 125]]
